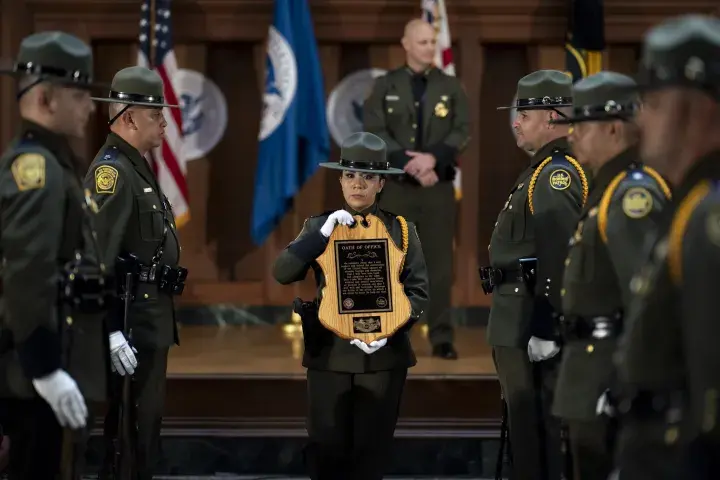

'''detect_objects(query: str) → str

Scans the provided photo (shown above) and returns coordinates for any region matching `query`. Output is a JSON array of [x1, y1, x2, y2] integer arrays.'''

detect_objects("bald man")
[[364, 19, 470, 359]]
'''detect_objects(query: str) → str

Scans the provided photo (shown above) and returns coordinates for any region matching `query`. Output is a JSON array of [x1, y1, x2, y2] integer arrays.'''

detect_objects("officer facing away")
[[549, 71, 671, 480], [483, 70, 590, 480], [0, 31, 113, 479]]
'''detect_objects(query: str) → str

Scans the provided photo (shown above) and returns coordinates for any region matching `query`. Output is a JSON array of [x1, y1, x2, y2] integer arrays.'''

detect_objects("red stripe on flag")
[[160, 141, 189, 200], [442, 48, 453, 67], [157, 65, 183, 130]]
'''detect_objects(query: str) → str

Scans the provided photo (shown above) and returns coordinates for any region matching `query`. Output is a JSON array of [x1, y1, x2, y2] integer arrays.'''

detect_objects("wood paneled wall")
[[0, 0, 716, 308]]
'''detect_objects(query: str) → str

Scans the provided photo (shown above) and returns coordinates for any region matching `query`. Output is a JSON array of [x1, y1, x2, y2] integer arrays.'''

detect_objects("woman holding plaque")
[[273, 132, 429, 480]]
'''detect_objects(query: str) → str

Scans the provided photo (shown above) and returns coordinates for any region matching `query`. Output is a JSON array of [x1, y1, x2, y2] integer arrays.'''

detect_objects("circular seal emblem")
[[173, 69, 228, 161], [259, 26, 298, 141], [622, 187, 653, 218], [327, 68, 387, 147], [549, 169, 572, 190], [342, 298, 354, 309], [376, 297, 387, 308]]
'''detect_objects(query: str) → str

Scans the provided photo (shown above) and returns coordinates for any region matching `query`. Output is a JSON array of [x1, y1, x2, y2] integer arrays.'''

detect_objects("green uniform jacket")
[[553, 147, 671, 420], [363, 66, 470, 176], [0, 121, 109, 402], [272, 203, 429, 373], [487, 137, 590, 347], [616, 151, 720, 453], [84, 133, 181, 349]]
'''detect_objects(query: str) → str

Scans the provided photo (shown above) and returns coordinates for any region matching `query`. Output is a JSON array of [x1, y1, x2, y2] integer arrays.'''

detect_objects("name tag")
[[385, 95, 399, 101], [143, 187, 153, 193]]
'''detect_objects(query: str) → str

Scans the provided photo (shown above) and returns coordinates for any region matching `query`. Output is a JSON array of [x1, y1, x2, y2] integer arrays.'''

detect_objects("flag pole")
[[149, 0, 157, 67]]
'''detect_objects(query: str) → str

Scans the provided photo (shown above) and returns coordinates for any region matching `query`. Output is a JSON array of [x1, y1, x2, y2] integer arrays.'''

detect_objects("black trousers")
[[493, 346, 563, 480], [0, 397, 93, 479], [612, 415, 685, 480], [100, 347, 169, 480], [305, 368, 407, 480], [567, 417, 616, 480]]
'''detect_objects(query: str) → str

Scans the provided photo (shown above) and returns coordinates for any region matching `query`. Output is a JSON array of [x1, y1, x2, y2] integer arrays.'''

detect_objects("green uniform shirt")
[[487, 138, 590, 348], [0, 120, 109, 401], [553, 147, 671, 420], [85, 133, 181, 349]]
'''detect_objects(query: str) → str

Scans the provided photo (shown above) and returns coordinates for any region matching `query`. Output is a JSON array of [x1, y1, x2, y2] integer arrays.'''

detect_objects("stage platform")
[[162, 325, 500, 438], [87, 326, 504, 477]]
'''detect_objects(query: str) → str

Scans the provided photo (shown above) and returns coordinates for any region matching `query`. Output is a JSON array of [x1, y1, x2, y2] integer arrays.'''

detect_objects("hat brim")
[[319, 162, 404, 175], [0, 68, 110, 91], [497, 103, 573, 111], [91, 96, 179, 109]]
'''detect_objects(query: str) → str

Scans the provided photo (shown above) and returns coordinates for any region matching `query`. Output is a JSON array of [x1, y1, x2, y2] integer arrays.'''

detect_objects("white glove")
[[109, 331, 138, 376], [350, 338, 388, 354], [32, 369, 88, 429], [527, 336, 560, 362], [596, 390, 616, 417], [320, 210, 355, 237]]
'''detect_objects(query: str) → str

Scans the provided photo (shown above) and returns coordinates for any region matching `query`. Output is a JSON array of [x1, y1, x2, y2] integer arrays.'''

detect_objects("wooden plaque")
[[316, 213, 412, 343]]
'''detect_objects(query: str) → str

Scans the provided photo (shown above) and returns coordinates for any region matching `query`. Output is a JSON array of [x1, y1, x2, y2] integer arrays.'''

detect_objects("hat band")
[[573, 100, 639, 119], [13, 62, 91, 84], [109, 90, 166, 105], [339, 158, 390, 171], [517, 96, 572, 107]]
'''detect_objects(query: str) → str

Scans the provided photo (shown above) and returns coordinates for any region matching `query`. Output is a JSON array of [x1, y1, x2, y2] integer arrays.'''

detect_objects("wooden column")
[[0, 0, 32, 149]]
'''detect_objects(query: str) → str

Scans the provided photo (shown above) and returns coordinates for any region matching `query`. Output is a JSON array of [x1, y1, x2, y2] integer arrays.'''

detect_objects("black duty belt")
[[58, 258, 115, 314], [561, 313, 623, 340], [137, 263, 188, 296], [479, 257, 537, 295]]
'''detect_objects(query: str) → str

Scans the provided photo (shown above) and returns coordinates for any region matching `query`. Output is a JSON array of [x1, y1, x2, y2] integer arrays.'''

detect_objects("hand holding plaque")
[[316, 213, 412, 343]]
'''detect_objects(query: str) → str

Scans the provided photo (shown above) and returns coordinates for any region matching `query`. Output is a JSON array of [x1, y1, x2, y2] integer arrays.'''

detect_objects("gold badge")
[[95, 165, 119, 194], [549, 169, 571, 190], [11, 153, 45, 191], [705, 208, 720, 247], [434, 102, 449, 118], [622, 187, 653, 218]]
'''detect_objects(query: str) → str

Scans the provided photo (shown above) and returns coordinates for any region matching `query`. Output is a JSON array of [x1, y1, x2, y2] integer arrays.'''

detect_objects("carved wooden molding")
[[25, 0, 720, 42]]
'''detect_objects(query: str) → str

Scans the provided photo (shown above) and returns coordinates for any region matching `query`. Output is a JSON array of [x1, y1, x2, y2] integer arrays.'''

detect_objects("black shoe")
[[432, 343, 458, 360]]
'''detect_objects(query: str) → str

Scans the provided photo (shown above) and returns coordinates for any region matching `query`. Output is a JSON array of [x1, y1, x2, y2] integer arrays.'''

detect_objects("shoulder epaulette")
[[98, 145, 121, 163], [668, 180, 713, 285], [598, 165, 672, 244], [528, 150, 588, 215]]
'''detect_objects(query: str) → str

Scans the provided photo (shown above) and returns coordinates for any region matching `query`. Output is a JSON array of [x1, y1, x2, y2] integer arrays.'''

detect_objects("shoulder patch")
[[622, 187, 653, 218], [11, 153, 46, 191], [95, 165, 119, 194], [706, 206, 720, 247], [549, 169, 572, 190]]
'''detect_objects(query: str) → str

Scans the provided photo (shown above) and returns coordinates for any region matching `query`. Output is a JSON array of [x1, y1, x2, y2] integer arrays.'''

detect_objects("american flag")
[[138, 0, 189, 226], [421, 0, 461, 200]]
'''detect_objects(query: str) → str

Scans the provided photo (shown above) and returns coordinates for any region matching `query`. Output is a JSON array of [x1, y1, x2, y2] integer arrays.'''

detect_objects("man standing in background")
[[363, 18, 470, 359]]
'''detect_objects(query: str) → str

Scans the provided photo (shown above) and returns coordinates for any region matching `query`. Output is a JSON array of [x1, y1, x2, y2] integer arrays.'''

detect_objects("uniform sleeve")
[[272, 217, 328, 285], [84, 159, 133, 333], [84, 159, 133, 266], [680, 200, 720, 447], [398, 221, 429, 332], [604, 181, 669, 307], [362, 75, 411, 170], [0, 153, 65, 378], [425, 79, 471, 177], [530, 160, 587, 339]]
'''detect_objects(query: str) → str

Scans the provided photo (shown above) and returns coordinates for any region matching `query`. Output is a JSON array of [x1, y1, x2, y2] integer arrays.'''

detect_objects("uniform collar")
[[106, 131, 150, 169], [530, 136, 570, 168], [19, 119, 76, 171], [404, 65, 434, 77], [674, 150, 720, 203], [344, 202, 380, 218], [593, 146, 639, 193]]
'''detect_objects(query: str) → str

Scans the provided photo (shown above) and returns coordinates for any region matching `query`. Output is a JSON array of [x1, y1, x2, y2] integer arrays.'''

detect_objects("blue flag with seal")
[[251, 0, 330, 246]]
